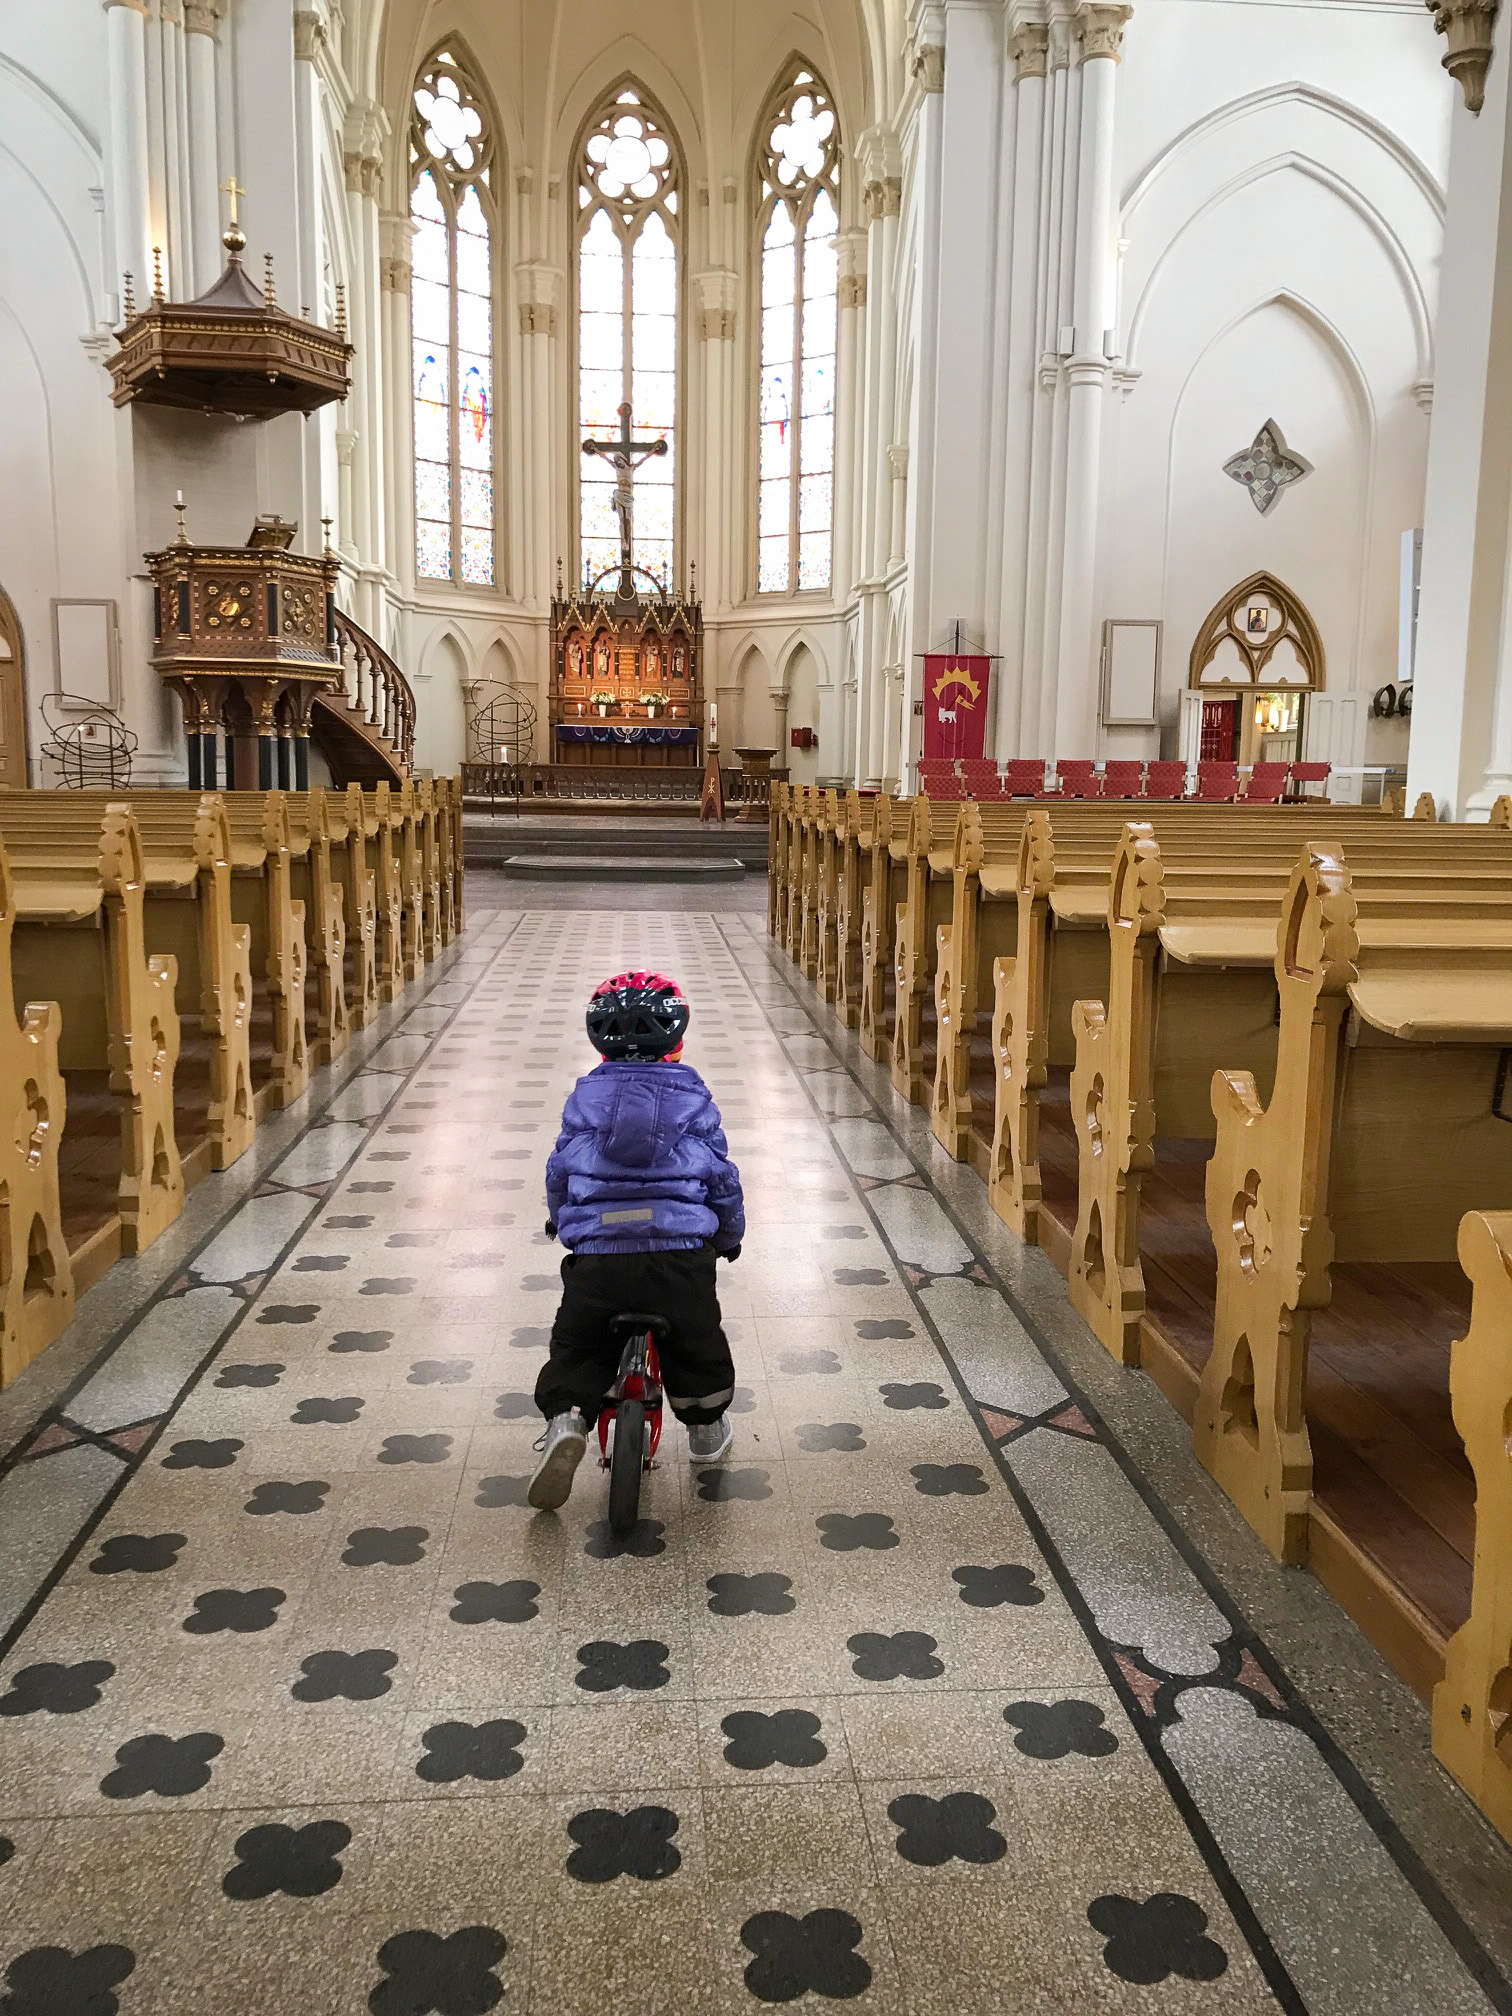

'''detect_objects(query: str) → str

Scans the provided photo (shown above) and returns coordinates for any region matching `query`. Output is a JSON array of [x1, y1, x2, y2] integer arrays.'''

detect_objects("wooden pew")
[[211, 792, 309, 1110], [789, 787, 817, 968], [892, 796, 964, 1104], [769, 782, 789, 943], [833, 791, 877, 1030], [365, 782, 405, 1005], [1, 793, 253, 1177], [814, 790, 843, 1005], [1191, 838, 1512, 1694], [418, 776, 443, 964], [284, 788, 351, 1066], [397, 779, 426, 984], [1, 804, 184, 1283], [327, 784, 380, 1032], [433, 775, 460, 946], [859, 794, 913, 1063], [0, 837, 74, 1386], [1435, 1210, 1512, 1845]]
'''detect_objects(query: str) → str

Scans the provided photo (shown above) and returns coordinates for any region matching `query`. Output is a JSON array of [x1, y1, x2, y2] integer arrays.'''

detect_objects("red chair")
[[1101, 761, 1144, 801], [1290, 761, 1331, 800], [923, 770, 967, 801], [919, 760, 959, 799], [1055, 760, 1101, 800], [959, 760, 1004, 799], [1195, 762, 1240, 803], [1243, 763, 1290, 804], [1003, 759, 1047, 798], [1142, 761, 1188, 801]]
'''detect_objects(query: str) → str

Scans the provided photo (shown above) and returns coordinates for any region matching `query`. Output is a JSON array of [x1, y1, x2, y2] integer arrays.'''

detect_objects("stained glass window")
[[577, 89, 680, 592], [409, 49, 497, 586], [756, 70, 840, 596]]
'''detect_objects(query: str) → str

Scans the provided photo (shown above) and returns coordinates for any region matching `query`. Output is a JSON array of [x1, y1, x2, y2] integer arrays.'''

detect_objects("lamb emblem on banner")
[[931, 663, 982, 717]]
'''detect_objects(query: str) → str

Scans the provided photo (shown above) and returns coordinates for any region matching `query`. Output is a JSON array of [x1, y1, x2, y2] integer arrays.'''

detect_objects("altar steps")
[[464, 813, 766, 877]]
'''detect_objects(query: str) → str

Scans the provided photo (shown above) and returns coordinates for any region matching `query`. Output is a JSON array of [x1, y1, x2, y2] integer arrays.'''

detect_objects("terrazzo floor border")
[[727, 914, 1512, 2016]]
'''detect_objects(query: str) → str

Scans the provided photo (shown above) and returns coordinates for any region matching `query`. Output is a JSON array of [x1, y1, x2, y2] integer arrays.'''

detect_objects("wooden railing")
[[332, 609, 416, 772], [463, 761, 763, 806]]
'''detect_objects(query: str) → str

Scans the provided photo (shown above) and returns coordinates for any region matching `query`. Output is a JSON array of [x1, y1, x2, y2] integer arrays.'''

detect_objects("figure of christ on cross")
[[581, 401, 669, 594]]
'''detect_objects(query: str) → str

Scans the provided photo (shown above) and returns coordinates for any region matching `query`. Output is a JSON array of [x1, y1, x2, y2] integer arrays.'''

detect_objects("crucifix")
[[580, 401, 668, 596]]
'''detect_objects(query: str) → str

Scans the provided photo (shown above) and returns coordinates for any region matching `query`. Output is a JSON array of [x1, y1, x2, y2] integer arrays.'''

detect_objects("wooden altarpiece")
[[550, 570, 704, 770]]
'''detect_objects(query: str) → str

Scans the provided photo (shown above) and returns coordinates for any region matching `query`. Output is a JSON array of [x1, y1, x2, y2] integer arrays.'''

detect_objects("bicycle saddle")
[[609, 1311, 673, 1342]]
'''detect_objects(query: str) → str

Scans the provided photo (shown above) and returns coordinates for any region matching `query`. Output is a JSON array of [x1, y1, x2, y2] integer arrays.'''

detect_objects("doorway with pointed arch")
[[1188, 571, 1323, 770], [0, 586, 28, 787]]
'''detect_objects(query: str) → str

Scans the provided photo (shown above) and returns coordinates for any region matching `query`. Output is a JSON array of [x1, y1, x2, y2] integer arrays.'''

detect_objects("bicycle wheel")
[[608, 1397, 646, 1536]]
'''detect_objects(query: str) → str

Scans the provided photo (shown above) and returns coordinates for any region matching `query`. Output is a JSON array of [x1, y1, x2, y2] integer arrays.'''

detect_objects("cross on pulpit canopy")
[[580, 401, 668, 595], [219, 176, 246, 226]]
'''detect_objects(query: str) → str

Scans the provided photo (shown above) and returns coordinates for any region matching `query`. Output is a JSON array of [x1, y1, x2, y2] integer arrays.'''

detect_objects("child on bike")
[[528, 970, 744, 1512]]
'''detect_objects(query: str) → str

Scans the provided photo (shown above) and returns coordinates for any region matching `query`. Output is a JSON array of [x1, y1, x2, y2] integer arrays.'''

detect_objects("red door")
[[1200, 697, 1237, 762]]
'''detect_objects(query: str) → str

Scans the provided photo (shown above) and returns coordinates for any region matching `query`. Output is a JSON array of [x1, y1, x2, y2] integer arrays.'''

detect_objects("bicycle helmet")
[[586, 970, 690, 1061]]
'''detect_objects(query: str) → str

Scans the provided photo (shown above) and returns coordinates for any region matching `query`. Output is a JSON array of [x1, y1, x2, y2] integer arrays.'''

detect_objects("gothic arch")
[[1188, 573, 1326, 691], [0, 581, 28, 786]]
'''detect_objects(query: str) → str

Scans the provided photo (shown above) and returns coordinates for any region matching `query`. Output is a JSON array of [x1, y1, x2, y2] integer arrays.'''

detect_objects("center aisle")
[[0, 902, 1505, 2014]]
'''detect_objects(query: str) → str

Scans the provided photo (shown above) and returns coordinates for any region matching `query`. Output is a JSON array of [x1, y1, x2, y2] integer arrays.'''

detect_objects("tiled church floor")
[[2, 889, 1511, 2016]]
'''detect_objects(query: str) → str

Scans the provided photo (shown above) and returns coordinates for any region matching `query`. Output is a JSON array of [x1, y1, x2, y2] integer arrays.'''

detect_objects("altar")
[[549, 574, 703, 768]]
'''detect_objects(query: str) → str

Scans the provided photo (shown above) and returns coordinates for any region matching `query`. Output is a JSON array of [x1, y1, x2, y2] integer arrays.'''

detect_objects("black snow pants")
[[535, 1248, 735, 1427]]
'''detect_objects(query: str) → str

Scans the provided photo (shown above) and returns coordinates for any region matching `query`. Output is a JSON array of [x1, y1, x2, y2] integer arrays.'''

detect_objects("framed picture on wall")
[[1100, 619, 1162, 728], [51, 599, 120, 712]]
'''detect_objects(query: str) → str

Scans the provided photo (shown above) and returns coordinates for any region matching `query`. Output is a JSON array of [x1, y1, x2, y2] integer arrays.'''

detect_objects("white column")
[[293, 12, 328, 541], [994, 14, 1048, 757], [694, 267, 738, 605], [183, 2, 222, 291], [344, 99, 390, 629], [1050, 2, 1129, 756], [103, 0, 152, 297], [833, 232, 866, 606], [1408, 39, 1512, 818], [157, 0, 192, 297], [517, 264, 563, 610], [380, 213, 416, 584]]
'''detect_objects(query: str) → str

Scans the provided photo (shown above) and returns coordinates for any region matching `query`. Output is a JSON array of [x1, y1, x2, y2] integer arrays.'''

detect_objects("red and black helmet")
[[586, 970, 690, 1061]]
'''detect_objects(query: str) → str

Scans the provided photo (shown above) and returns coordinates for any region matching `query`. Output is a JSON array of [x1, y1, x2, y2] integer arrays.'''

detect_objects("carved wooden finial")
[[1427, 0, 1501, 113], [122, 271, 137, 319], [263, 254, 277, 307], [152, 246, 166, 302], [334, 282, 347, 337]]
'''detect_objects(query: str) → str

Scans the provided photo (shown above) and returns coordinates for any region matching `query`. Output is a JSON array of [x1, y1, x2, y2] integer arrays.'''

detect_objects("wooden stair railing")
[[313, 610, 416, 787]]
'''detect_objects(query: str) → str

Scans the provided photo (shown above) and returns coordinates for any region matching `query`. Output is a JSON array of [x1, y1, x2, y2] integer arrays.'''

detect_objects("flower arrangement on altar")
[[589, 689, 617, 716], [642, 690, 670, 717]]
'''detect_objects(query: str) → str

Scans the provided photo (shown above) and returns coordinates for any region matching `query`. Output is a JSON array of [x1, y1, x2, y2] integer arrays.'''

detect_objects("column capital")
[[855, 122, 903, 189], [159, 0, 185, 27], [182, 0, 220, 32], [293, 9, 326, 61], [519, 303, 558, 337], [693, 267, 738, 340], [379, 210, 416, 291], [1426, 0, 1500, 113], [887, 443, 910, 480], [1011, 20, 1051, 78], [907, 0, 946, 91], [863, 176, 903, 221], [1076, 2, 1133, 62], [839, 274, 868, 310], [101, 0, 150, 13], [343, 97, 390, 199], [516, 261, 565, 310]]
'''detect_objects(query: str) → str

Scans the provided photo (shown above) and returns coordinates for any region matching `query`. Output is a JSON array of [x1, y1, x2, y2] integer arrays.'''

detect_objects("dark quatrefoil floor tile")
[[584, 1519, 665, 1559], [832, 1267, 889, 1287], [215, 1363, 285, 1389], [0, 1945, 135, 2015], [330, 1329, 393, 1354], [343, 1526, 430, 1568], [778, 1348, 842, 1375], [348, 1182, 393, 1194], [325, 1215, 373, 1230], [575, 1640, 671, 1693], [223, 1819, 351, 1900], [742, 1910, 871, 2003], [821, 1225, 868, 1241], [101, 1731, 224, 1800], [695, 1466, 772, 1503], [377, 1434, 454, 1465], [1005, 1700, 1119, 1760], [706, 1572, 795, 1618], [386, 1231, 440, 1249], [493, 1391, 535, 1420], [520, 1274, 559, 1292], [361, 1278, 417, 1297], [246, 1480, 330, 1517], [369, 1928, 507, 2016], [888, 1791, 1007, 1867], [162, 1437, 243, 1471], [793, 1422, 865, 1453], [566, 1806, 680, 1883], [293, 1255, 349, 1273], [509, 1324, 551, 1352], [0, 1837, 13, 1869], [816, 1512, 898, 1553], [450, 1580, 541, 1626], [953, 1564, 1045, 1609], [257, 1304, 320, 1325], [721, 1709, 826, 1771], [847, 1631, 944, 1682], [0, 1660, 115, 1717], [292, 1396, 365, 1426], [89, 1532, 186, 1575], [408, 1359, 473, 1386], [475, 1475, 532, 1509], [1088, 1894, 1229, 1985], [912, 1462, 989, 1498], [879, 1381, 948, 1412], [416, 1718, 527, 1785], [728, 1386, 757, 1414], [292, 1649, 398, 1702], [855, 1318, 916, 1341], [182, 1587, 286, 1635]]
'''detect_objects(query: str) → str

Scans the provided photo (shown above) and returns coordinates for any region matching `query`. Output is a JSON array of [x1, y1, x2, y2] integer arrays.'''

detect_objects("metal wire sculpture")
[[40, 692, 138, 788], [466, 680, 537, 765]]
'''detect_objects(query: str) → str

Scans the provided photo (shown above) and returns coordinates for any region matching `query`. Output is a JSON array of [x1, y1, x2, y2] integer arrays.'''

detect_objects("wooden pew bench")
[[1177, 839, 1512, 1701], [0, 836, 74, 1385], [0, 805, 184, 1295], [0, 793, 253, 1180], [768, 783, 789, 943], [833, 792, 878, 1030], [859, 794, 914, 1063], [891, 796, 965, 1105]]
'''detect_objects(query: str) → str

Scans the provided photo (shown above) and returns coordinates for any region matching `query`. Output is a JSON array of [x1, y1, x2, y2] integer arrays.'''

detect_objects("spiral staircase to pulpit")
[[317, 610, 416, 786]]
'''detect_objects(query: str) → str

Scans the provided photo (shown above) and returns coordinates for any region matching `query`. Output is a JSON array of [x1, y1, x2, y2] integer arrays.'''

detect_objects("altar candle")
[[176, 489, 184, 507]]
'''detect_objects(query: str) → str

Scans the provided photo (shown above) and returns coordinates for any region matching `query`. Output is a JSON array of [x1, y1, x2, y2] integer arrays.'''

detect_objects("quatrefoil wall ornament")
[[1223, 421, 1313, 517]]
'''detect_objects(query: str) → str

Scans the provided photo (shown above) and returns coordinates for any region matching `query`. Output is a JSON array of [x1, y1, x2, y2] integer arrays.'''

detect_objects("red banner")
[[922, 655, 993, 763]]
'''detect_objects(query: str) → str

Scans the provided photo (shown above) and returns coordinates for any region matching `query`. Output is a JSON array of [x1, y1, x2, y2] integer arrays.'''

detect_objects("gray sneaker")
[[528, 1410, 589, 1511], [687, 1414, 733, 1465]]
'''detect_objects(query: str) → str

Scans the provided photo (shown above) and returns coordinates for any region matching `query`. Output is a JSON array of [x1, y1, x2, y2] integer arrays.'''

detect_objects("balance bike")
[[598, 1313, 669, 1535]]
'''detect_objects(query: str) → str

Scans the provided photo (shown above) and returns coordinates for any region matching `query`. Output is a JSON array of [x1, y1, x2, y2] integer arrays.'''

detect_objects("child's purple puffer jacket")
[[546, 1060, 745, 1256]]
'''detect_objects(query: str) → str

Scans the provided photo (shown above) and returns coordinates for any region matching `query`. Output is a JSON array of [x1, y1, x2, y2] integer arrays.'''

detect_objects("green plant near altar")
[[589, 689, 616, 711]]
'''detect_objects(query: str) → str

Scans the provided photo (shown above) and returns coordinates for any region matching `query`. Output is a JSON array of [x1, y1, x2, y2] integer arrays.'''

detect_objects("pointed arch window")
[[577, 88, 680, 591], [410, 49, 497, 586], [756, 69, 840, 596]]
